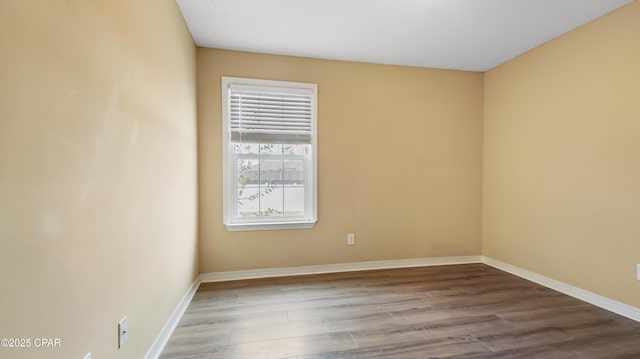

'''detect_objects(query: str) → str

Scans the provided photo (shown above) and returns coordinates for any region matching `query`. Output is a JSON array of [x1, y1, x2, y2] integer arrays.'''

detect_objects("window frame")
[[221, 77, 318, 232]]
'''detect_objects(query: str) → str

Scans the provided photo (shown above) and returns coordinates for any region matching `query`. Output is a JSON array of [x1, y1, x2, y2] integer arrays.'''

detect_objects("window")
[[222, 77, 317, 231]]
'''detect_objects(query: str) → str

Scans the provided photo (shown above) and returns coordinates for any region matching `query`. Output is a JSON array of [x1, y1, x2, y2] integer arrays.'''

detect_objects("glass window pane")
[[259, 144, 282, 154], [237, 159, 259, 185], [284, 185, 305, 217], [283, 144, 307, 155], [259, 159, 284, 216], [283, 160, 305, 217], [238, 185, 259, 217], [259, 159, 283, 186], [283, 159, 304, 185], [260, 185, 283, 217], [232, 143, 259, 154], [237, 159, 260, 217]]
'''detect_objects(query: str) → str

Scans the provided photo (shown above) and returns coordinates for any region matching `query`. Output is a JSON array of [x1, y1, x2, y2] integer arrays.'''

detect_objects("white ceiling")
[[176, 0, 633, 72]]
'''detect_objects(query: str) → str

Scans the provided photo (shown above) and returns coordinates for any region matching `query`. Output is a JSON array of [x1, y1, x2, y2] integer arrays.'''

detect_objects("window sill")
[[225, 220, 317, 232]]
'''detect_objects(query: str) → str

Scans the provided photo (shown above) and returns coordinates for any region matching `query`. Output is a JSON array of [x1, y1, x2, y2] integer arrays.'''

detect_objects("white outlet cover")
[[118, 316, 128, 349], [637, 264, 640, 281], [347, 233, 355, 245]]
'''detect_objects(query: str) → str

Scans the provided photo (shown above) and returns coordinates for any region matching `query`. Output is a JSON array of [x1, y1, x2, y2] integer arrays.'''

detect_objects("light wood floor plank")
[[160, 264, 640, 358]]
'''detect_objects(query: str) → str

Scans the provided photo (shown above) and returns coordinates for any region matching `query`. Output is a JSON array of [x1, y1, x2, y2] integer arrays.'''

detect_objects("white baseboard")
[[199, 256, 483, 283], [144, 277, 201, 359], [482, 256, 640, 322]]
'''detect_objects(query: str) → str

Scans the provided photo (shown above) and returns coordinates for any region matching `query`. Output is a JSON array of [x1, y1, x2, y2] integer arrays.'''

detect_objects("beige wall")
[[198, 49, 483, 273], [0, 1, 198, 358], [483, 2, 640, 308]]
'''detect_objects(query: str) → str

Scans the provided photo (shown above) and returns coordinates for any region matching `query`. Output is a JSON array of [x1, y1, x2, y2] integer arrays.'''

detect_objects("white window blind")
[[229, 85, 313, 144]]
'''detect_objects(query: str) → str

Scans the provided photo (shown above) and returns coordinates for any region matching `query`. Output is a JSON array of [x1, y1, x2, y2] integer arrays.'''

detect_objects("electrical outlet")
[[118, 316, 128, 349], [347, 233, 355, 245], [637, 264, 640, 281], [83, 353, 92, 359]]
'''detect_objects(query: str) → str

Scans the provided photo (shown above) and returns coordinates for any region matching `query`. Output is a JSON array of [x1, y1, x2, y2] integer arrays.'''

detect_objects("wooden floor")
[[160, 264, 640, 359]]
